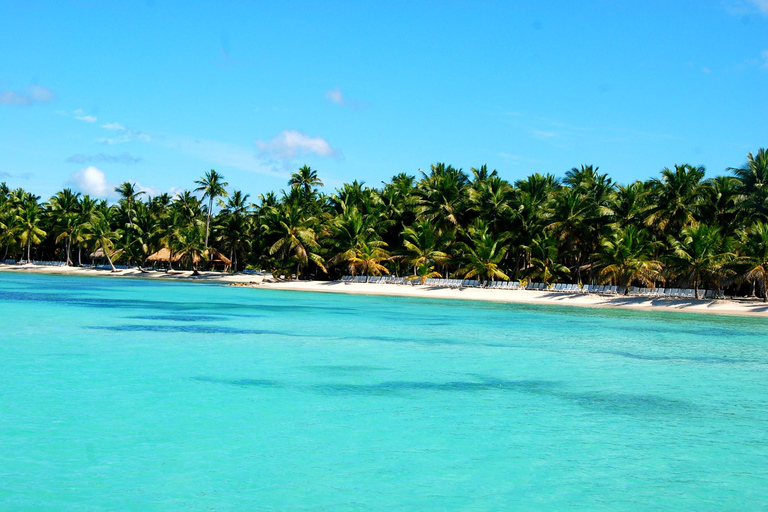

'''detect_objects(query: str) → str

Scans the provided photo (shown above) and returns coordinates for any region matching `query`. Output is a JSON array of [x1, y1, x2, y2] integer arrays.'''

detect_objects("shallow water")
[[1, 272, 767, 511]]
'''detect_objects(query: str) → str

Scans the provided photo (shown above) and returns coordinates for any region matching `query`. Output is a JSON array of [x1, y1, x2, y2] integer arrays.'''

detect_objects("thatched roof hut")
[[145, 247, 231, 270], [146, 248, 183, 263], [208, 248, 232, 268]]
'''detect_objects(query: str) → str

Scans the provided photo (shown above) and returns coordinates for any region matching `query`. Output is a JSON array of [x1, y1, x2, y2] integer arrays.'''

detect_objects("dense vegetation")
[[2, 149, 768, 299]]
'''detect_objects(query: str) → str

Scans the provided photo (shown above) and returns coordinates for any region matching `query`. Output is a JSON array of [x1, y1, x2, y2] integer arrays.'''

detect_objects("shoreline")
[[2, 263, 768, 318]]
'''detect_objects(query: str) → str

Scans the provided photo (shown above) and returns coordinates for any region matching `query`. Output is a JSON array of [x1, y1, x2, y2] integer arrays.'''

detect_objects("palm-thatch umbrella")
[[90, 247, 122, 263]]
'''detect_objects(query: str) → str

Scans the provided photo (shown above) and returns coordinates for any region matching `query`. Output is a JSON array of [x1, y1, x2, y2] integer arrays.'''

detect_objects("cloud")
[[531, 129, 557, 139], [68, 166, 114, 197], [752, 0, 768, 13], [96, 122, 151, 145], [256, 130, 338, 159], [163, 136, 285, 177], [66, 153, 143, 165], [75, 115, 97, 123], [0, 85, 55, 106], [326, 87, 345, 105], [724, 0, 768, 16], [0, 171, 33, 180], [325, 87, 367, 109]]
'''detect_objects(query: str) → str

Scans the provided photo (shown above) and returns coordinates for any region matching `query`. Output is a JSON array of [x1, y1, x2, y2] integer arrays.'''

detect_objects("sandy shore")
[[2, 263, 768, 317]]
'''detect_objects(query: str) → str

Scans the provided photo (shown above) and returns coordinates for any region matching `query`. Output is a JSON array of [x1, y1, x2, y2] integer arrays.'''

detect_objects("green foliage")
[[1, 151, 768, 299]]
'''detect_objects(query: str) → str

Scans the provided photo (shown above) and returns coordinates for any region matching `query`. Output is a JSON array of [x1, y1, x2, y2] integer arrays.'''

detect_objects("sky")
[[1, 1, 767, 201]]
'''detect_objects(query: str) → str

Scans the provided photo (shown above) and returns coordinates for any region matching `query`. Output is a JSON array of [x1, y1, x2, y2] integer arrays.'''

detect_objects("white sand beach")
[[2, 263, 768, 317]]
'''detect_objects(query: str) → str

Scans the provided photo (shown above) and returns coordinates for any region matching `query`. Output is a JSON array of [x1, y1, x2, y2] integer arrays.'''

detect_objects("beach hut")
[[207, 248, 232, 272], [145, 248, 184, 270]]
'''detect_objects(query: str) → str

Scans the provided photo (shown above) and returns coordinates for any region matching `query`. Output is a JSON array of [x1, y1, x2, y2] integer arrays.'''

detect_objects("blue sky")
[[1, 1, 767, 201]]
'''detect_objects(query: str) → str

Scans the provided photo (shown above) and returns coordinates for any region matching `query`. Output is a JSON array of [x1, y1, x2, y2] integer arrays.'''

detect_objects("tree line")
[[2, 149, 768, 299]]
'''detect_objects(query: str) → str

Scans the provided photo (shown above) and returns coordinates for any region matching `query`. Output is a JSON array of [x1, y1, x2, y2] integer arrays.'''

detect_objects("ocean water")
[[1, 272, 767, 511]]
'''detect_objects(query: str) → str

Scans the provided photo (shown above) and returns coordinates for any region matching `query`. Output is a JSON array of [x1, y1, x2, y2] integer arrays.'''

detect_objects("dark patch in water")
[[312, 378, 559, 395], [192, 376, 282, 388], [597, 350, 754, 365], [127, 314, 229, 322], [0, 290, 353, 315], [301, 365, 388, 372], [87, 325, 276, 335], [339, 334, 461, 345], [558, 391, 691, 414]]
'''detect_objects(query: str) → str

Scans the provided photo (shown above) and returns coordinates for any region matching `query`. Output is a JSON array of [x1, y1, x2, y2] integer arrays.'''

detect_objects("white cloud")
[[753, 0, 768, 13], [68, 166, 114, 198], [96, 122, 151, 144], [66, 153, 143, 165], [67, 166, 173, 200], [164, 136, 285, 177], [324, 87, 367, 109], [256, 130, 338, 159], [724, 0, 768, 15], [96, 135, 131, 145], [326, 87, 345, 105], [101, 122, 126, 131], [531, 129, 557, 139], [0, 85, 55, 106], [76, 115, 97, 123]]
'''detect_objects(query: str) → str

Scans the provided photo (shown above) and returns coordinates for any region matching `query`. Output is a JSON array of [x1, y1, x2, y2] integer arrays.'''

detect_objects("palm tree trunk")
[[694, 274, 700, 300], [763, 277, 768, 303], [26, 238, 31, 263], [103, 243, 117, 272], [66, 235, 72, 266], [205, 198, 212, 248], [78, 246, 82, 266]]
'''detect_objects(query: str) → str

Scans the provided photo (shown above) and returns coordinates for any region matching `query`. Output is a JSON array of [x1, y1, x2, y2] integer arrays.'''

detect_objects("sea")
[[1, 272, 766, 511]]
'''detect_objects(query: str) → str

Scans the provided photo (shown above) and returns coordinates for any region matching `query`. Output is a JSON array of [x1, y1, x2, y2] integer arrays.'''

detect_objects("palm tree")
[[738, 221, 768, 301], [522, 234, 570, 285], [17, 196, 46, 263], [456, 223, 510, 285], [176, 224, 206, 275], [72, 195, 98, 266], [218, 190, 251, 272], [348, 242, 390, 281], [399, 219, 450, 276], [666, 224, 734, 299], [729, 148, 768, 221], [407, 262, 442, 285], [158, 209, 185, 271], [194, 169, 228, 248], [84, 212, 119, 272], [114, 182, 145, 230], [289, 165, 324, 197], [268, 204, 326, 279], [646, 164, 706, 235], [416, 163, 469, 234], [598, 226, 662, 295], [47, 188, 81, 265]]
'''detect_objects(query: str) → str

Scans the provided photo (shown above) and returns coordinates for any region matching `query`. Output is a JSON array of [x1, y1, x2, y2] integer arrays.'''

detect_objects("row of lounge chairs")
[[628, 287, 724, 299], [17, 260, 68, 266], [339, 275, 483, 287], [336, 275, 724, 299]]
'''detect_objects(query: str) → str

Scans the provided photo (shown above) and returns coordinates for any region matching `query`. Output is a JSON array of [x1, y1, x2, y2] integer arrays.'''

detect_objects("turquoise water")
[[1, 273, 767, 511]]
